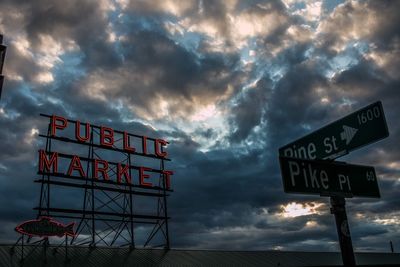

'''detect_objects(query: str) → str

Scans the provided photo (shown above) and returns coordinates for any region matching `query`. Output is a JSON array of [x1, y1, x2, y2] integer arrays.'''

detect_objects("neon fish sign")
[[15, 217, 75, 237]]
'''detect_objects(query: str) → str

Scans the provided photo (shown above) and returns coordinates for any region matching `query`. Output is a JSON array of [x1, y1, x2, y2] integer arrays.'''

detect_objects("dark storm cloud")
[[166, 131, 282, 220], [0, 82, 73, 162], [76, 28, 243, 119], [266, 60, 329, 149], [125, 0, 197, 17], [229, 77, 271, 143], [21, 0, 121, 69], [121, 29, 240, 99], [317, 0, 400, 55], [329, 50, 400, 171], [197, 0, 230, 38]]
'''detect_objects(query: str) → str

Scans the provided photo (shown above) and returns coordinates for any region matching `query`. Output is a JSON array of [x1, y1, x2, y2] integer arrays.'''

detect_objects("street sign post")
[[278, 101, 389, 267], [330, 196, 356, 266], [279, 156, 380, 198], [279, 101, 389, 160]]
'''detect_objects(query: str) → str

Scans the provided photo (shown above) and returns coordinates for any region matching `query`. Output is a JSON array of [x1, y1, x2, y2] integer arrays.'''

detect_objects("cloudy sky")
[[0, 0, 399, 252]]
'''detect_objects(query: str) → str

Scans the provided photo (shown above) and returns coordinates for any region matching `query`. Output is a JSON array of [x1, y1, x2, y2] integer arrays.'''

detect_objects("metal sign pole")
[[330, 196, 356, 267], [0, 34, 6, 99]]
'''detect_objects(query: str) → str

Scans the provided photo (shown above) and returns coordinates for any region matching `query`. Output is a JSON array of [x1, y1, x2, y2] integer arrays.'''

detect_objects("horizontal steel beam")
[[38, 171, 173, 192], [35, 179, 170, 197], [34, 207, 170, 220]]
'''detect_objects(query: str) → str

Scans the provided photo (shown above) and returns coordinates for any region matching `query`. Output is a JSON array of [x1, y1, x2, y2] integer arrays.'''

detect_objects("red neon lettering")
[[162, 170, 173, 189], [50, 115, 67, 136], [94, 159, 109, 180], [139, 167, 152, 187], [123, 131, 135, 152], [100, 126, 114, 147], [67, 155, 86, 177], [117, 163, 131, 183], [155, 139, 168, 158], [75, 121, 90, 142], [39, 150, 58, 173], [142, 136, 147, 155]]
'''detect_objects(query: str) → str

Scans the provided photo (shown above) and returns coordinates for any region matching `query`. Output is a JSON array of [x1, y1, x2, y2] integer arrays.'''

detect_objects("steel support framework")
[[31, 114, 172, 249]]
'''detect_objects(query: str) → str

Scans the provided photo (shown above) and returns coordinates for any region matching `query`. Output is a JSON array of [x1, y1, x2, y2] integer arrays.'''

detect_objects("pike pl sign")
[[279, 101, 389, 160], [279, 157, 380, 198]]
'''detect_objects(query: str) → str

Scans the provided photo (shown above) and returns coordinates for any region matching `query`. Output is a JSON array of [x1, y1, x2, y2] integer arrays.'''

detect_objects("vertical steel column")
[[46, 126, 52, 216], [21, 235, 24, 264], [161, 157, 170, 249], [330, 196, 356, 267], [38, 125, 49, 218], [65, 235, 68, 263], [71, 126, 94, 246], [90, 130, 95, 246], [38, 122, 52, 218], [128, 153, 135, 248]]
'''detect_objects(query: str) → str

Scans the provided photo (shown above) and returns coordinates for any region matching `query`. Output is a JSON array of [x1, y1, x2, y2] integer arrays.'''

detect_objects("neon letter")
[[123, 131, 135, 152], [139, 167, 152, 187], [94, 159, 109, 180], [50, 115, 67, 136], [75, 121, 90, 142], [67, 155, 86, 177], [39, 150, 58, 173], [155, 139, 168, 158], [117, 163, 131, 184], [100, 126, 114, 147], [142, 136, 147, 155], [162, 170, 174, 189]]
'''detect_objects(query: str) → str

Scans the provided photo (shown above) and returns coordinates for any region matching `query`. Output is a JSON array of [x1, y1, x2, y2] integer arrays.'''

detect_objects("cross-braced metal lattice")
[[26, 114, 172, 252]]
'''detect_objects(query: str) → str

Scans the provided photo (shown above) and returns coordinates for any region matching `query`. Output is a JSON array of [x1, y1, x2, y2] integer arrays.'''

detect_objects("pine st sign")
[[279, 157, 380, 198], [279, 101, 389, 160]]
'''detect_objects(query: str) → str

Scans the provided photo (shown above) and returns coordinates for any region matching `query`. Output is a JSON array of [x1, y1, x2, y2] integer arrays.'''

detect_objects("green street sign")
[[279, 101, 389, 160], [279, 156, 380, 198]]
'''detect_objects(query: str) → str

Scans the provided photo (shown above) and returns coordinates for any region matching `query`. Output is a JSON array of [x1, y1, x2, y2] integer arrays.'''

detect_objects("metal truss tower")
[[33, 114, 172, 249]]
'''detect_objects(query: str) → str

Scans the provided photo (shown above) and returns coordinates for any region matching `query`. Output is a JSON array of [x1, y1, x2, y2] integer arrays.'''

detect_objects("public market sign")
[[279, 101, 389, 160], [38, 114, 174, 189]]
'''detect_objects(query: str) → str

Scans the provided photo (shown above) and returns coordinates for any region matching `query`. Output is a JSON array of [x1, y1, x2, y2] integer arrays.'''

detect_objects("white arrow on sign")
[[340, 125, 358, 145]]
